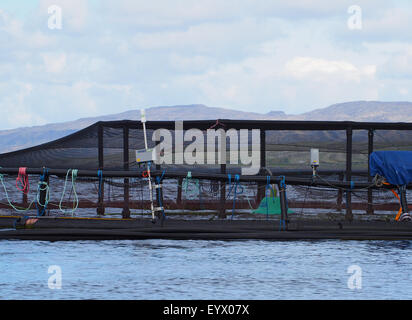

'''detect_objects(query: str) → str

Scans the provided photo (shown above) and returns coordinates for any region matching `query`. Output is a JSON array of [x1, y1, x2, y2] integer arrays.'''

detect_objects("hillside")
[[0, 101, 411, 153]]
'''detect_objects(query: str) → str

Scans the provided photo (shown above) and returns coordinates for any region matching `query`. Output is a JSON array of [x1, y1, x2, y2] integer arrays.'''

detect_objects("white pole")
[[141, 109, 155, 221]]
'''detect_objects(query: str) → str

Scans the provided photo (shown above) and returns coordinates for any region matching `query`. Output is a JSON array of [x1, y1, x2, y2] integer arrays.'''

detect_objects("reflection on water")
[[0, 239, 411, 300]]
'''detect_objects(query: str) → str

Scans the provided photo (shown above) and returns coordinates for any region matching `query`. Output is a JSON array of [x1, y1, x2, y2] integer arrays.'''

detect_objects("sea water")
[[0, 239, 411, 300]]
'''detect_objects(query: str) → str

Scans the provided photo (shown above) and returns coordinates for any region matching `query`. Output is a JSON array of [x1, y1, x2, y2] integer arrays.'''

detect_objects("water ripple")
[[0, 239, 411, 299]]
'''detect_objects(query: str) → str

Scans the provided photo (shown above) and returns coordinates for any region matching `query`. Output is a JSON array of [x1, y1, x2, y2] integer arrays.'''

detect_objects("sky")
[[0, 0, 411, 130]]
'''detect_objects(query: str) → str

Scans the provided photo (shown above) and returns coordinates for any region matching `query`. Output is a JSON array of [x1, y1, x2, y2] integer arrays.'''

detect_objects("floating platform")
[[1, 215, 412, 241]]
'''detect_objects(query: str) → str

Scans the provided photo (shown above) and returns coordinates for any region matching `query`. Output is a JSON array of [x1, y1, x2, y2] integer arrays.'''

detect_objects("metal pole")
[[38, 170, 49, 216], [400, 186, 409, 214], [219, 163, 227, 218], [256, 130, 266, 204], [141, 109, 156, 222], [346, 127, 353, 221], [177, 177, 183, 207], [97, 123, 105, 216], [367, 129, 374, 214], [122, 126, 131, 219], [22, 192, 28, 207], [337, 172, 343, 212], [278, 183, 288, 231], [0, 167, 402, 188]]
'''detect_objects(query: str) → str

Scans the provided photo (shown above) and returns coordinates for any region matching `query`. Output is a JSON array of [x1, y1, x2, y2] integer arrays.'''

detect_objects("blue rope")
[[226, 174, 235, 199], [264, 176, 276, 220], [230, 174, 243, 220], [36, 168, 49, 217], [13, 215, 30, 229], [279, 176, 287, 231], [280, 175, 286, 189], [97, 170, 103, 199], [182, 171, 200, 199]]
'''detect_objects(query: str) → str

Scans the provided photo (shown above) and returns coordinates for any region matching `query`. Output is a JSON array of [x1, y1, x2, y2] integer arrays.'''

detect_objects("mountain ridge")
[[1, 101, 412, 153]]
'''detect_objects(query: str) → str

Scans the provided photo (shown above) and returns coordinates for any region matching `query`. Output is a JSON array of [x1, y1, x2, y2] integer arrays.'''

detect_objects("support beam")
[[22, 192, 28, 207], [367, 129, 374, 214], [345, 127, 353, 221], [154, 176, 165, 224], [176, 177, 183, 207], [260, 129, 266, 170], [400, 186, 409, 215], [219, 164, 227, 219], [337, 173, 344, 212], [278, 182, 288, 231], [0, 167, 404, 189], [256, 130, 266, 204], [97, 123, 105, 216], [38, 171, 49, 216], [122, 126, 131, 219]]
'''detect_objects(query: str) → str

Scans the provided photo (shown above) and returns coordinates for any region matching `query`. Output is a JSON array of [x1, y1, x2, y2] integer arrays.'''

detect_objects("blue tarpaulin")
[[370, 151, 412, 186]]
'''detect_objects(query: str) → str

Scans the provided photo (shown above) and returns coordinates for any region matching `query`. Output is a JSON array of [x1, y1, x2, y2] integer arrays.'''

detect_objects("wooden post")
[[367, 129, 374, 215], [345, 127, 353, 221], [122, 126, 131, 219], [278, 182, 288, 231], [177, 177, 183, 207], [218, 164, 227, 218], [97, 123, 105, 216], [38, 171, 49, 216], [22, 192, 28, 207], [400, 186, 409, 215], [260, 129, 266, 170], [337, 172, 344, 212], [256, 130, 266, 205]]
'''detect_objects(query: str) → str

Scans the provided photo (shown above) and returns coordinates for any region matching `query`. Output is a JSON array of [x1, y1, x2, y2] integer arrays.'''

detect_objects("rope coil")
[[16, 167, 29, 194], [0, 171, 35, 212], [36, 168, 49, 216], [227, 174, 243, 220], [182, 171, 200, 199], [59, 169, 79, 216]]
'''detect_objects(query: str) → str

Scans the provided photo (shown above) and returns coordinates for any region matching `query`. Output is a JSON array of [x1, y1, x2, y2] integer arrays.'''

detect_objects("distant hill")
[[0, 101, 411, 153], [299, 101, 412, 122]]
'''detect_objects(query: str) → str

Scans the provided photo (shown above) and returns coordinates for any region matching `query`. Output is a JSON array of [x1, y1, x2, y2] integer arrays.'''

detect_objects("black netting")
[[0, 124, 99, 169], [0, 120, 411, 218], [266, 130, 370, 170]]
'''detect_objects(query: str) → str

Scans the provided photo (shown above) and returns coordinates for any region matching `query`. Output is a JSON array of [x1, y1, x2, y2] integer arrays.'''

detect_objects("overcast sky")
[[0, 0, 411, 129]]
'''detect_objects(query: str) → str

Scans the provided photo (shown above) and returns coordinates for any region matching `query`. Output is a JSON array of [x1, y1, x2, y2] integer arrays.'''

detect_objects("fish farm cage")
[[1, 118, 412, 241]]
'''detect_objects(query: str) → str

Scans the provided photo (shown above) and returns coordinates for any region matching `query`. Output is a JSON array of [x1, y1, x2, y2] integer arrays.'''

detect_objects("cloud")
[[99, 0, 387, 29], [380, 47, 412, 79], [170, 52, 380, 114], [0, 9, 56, 49], [42, 52, 67, 73], [0, 1, 411, 130], [285, 57, 376, 82], [0, 81, 47, 129], [363, 7, 412, 41]]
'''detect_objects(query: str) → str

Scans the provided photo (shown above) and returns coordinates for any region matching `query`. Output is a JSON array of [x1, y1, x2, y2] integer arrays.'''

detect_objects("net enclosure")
[[1, 119, 412, 222]]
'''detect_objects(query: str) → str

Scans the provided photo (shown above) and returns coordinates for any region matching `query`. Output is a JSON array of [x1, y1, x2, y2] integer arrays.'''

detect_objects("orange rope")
[[383, 182, 403, 221]]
